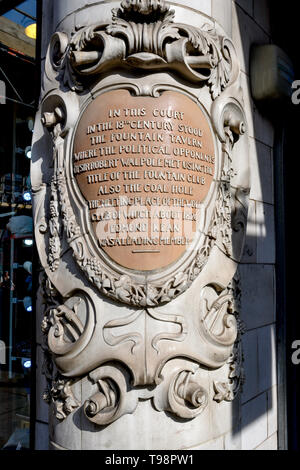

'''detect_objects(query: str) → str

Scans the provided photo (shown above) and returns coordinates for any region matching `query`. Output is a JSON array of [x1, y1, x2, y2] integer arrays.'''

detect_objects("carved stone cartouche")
[[33, 0, 249, 427]]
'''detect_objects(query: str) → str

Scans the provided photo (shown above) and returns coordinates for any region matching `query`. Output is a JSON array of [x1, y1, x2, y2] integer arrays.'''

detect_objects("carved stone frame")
[[33, 0, 250, 425]]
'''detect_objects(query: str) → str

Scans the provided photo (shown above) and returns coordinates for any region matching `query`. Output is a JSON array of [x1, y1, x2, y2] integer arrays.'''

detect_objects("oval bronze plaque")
[[72, 90, 216, 271]]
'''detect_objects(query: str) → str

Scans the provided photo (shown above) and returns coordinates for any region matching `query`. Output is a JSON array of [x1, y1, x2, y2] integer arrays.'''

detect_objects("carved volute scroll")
[[32, 0, 250, 429]]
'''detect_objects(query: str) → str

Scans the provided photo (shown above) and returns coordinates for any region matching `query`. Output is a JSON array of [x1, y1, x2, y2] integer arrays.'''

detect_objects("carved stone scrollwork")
[[43, 292, 96, 378], [44, 375, 80, 421], [168, 368, 208, 419], [46, 0, 238, 98], [213, 323, 245, 403], [48, 178, 61, 272], [200, 285, 238, 348], [153, 359, 209, 419], [84, 364, 138, 425], [41, 106, 64, 130], [83, 360, 210, 423], [48, 299, 84, 354], [34, 0, 250, 431], [39, 273, 81, 420], [40, 120, 214, 307]]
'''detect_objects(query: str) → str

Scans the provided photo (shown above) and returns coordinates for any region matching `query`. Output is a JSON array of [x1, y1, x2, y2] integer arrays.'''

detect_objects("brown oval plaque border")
[[71, 88, 217, 273]]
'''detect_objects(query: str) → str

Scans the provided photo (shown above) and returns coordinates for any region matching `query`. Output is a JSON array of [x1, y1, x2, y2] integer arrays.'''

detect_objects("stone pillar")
[[32, 0, 250, 450]]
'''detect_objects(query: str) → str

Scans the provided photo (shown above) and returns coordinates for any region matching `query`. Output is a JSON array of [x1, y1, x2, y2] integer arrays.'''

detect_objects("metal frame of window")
[[0, 0, 39, 451]]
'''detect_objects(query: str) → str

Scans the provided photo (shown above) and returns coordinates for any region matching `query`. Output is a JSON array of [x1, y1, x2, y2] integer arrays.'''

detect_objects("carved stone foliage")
[[33, 0, 250, 426], [84, 364, 137, 425]]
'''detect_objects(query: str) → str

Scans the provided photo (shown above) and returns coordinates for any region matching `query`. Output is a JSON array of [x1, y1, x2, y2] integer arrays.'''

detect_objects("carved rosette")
[[33, 0, 250, 426]]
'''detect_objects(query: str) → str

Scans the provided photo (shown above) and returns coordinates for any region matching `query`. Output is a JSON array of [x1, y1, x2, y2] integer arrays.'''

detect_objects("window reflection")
[[0, 0, 36, 450]]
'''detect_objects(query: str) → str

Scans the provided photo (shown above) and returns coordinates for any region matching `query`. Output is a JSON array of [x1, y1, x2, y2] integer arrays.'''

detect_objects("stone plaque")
[[35, 0, 250, 436], [73, 89, 216, 271]]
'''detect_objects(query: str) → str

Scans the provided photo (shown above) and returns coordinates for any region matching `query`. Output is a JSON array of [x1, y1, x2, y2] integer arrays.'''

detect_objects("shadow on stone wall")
[[231, 0, 280, 450]]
